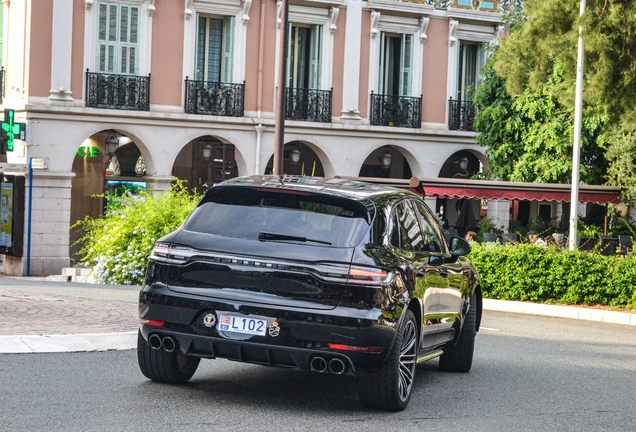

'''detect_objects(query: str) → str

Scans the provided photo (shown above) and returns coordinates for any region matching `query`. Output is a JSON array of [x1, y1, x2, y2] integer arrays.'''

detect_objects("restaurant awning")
[[343, 176, 620, 204]]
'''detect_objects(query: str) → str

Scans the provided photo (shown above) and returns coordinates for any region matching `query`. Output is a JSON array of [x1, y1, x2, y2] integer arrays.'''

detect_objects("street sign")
[[0, 163, 28, 173], [30, 158, 49, 169]]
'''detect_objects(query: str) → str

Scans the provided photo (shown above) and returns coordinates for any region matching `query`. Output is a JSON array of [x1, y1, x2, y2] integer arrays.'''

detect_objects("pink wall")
[[357, 10, 371, 120], [71, 0, 85, 101], [260, 1, 277, 114], [421, 18, 449, 124], [28, 0, 53, 98], [244, 0, 262, 112], [150, 2, 185, 106], [331, 8, 346, 116]]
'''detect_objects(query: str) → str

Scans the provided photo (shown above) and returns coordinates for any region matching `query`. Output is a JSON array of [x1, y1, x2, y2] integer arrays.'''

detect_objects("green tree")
[[474, 55, 607, 184]]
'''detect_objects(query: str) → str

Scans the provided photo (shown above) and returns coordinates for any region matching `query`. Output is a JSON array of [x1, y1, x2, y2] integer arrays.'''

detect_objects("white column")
[[340, 0, 362, 121], [486, 199, 510, 233], [445, 19, 459, 125], [49, 0, 74, 102], [254, 124, 265, 174]]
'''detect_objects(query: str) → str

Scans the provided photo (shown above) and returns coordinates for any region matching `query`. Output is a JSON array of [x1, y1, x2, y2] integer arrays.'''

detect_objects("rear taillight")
[[139, 319, 164, 327], [150, 243, 171, 261], [329, 343, 384, 353], [348, 267, 388, 284]]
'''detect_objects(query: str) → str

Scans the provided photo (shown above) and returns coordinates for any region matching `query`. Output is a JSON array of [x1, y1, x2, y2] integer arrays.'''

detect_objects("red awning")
[[423, 186, 619, 204]]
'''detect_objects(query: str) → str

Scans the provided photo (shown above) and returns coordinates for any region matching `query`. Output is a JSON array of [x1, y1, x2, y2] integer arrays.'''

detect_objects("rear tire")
[[439, 294, 476, 373], [357, 310, 418, 411], [137, 331, 200, 384]]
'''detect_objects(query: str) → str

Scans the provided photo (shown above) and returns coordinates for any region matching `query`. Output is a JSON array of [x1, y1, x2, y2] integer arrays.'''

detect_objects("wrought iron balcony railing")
[[184, 79, 245, 117], [0, 67, 5, 104], [85, 70, 150, 111], [448, 98, 477, 131], [370, 92, 422, 128], [285, 88, 332, 123]]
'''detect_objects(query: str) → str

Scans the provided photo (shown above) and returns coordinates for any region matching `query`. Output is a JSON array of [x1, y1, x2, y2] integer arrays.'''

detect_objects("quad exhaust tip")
[[310, 356, 328, 373], [328, 358, 346, 375], [161, 336, 176, 353], [148, 334, 162, 350]]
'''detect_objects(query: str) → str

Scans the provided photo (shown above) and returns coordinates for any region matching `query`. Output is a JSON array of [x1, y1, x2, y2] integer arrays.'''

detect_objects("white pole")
[[568, 0, 586, 251]]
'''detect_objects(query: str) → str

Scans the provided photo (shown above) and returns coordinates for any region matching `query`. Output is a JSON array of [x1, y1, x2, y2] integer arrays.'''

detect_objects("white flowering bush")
[[72, 180, 200, 285]]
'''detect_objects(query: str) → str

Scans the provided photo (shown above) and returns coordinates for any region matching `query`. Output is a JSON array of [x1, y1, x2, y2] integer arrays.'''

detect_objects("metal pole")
[[27, 157, 33, 276], [273, 0, 289, 175], [568, 0, 586, 251]]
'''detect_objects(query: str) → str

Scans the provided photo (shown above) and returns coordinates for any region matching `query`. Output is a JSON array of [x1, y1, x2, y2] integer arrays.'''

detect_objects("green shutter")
[[287, 23, 293, 88], [223, 16, 235, 83], [195, 16, 207, 81], [309, 25, 322, 89], [400, 34, 413, 96], [378, 32, 386, 95], [96, 2, 139, 75]]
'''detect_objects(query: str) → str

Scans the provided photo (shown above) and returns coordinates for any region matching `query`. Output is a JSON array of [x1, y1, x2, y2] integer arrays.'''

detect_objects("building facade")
[[0, 0, 523, 275]]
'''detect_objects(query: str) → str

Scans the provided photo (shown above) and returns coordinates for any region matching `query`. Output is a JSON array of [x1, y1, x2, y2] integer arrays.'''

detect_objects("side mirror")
[[450, 237, 472, 257]]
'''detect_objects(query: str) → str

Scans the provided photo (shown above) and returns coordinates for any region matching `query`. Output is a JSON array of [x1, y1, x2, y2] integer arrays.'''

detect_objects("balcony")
[[369, 93, 422, 128], [184, 79, 245, 117], [285, 88, 332, 123], [85, 70, 150, 111], [448, 98, 477, 131], [0, 67, 4, 104]]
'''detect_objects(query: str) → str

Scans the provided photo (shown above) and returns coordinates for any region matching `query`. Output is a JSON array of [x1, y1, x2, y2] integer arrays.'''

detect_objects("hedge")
[[469, 243, 636, 309]]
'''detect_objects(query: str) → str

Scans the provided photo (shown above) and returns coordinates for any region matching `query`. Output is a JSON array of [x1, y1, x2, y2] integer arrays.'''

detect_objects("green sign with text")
[[76, 146, 99, 157], [1, 109, 26, 153]]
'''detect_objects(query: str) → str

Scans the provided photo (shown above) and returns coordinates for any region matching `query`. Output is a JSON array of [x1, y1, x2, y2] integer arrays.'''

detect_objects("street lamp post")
[[568, 0, 586, 251], [273, 0, 290, 175]]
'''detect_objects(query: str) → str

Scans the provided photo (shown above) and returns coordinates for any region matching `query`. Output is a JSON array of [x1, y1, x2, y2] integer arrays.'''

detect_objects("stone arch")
[[264, 140, 331, 177], [357, 144, 421, 179], [172, 134, 246, 194], [438, 148, 487, 179]]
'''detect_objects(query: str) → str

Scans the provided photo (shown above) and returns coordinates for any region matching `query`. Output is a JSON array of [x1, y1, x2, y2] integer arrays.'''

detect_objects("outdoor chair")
[[501, 233, 518, 244], [618, 235, 633, 256], [482, 233, 499, 244], [599, 235, 618, 256], [578, 237, 595, 251]]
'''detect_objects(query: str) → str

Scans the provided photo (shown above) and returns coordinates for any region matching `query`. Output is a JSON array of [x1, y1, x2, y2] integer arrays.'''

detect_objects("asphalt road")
[[2, 310, 635, 432]]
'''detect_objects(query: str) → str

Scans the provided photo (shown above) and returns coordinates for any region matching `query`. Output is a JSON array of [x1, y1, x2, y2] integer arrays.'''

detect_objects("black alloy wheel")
[[137, 331, 200, 384], [357, 310, 418, 411]]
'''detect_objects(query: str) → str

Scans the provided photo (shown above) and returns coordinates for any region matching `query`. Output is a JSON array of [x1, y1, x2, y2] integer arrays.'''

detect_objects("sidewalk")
[[0, 277, 139, 354], [1, 277, 635, 354]]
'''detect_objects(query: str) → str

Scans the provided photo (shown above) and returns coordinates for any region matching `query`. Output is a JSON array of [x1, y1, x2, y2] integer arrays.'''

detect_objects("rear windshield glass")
[[183, 187, 371, 248]]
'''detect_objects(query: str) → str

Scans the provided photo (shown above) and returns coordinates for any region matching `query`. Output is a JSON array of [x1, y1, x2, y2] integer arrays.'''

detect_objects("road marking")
[[480, 327, 500, 331]]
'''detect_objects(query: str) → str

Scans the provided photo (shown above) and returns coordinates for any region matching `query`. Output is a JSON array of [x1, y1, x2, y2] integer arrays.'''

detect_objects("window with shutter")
[[288, 24, 322, 90], [194, 15, 235, 83], [96, 2, 140, 75], [457, 41, 483, 101], [379, 32, 412, 96]]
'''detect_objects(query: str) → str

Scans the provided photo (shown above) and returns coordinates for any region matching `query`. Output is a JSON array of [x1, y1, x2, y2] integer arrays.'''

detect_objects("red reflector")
[[329, 343, 384, 353], [257, 187, 310, 195], [139, 319, 164, 327]]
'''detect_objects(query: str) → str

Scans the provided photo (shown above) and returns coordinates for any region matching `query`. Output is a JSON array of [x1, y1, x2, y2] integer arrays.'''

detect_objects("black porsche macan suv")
[[138, 175, 481, 411]]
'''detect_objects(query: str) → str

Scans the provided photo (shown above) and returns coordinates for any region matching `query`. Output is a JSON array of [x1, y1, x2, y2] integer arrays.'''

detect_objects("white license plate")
[[218, 315, 267, 336]]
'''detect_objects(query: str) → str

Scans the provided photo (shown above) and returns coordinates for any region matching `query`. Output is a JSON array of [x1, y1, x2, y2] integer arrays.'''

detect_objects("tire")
[[357, 310, 418, 411], [438, 293, 476, 373], [137, 331, 200, 384]]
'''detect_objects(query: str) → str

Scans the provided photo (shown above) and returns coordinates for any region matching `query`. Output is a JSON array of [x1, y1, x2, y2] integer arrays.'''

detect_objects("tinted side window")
[[412, 200, 446, 253], [394, 201, 425, 251]]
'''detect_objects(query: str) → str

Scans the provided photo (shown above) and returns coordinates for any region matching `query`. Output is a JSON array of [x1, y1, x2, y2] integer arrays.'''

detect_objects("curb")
[[483, 299, 636, 326], [0, 332, 137, 354]]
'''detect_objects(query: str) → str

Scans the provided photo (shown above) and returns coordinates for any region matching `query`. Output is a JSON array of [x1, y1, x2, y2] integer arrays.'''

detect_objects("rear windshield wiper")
[[258, 232, 332, 245]]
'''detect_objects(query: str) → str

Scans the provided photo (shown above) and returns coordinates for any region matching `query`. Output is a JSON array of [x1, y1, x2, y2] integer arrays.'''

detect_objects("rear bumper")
[[139, 283, 398, 375]]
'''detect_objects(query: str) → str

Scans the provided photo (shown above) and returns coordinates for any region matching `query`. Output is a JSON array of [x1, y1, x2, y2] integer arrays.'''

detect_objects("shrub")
[[72, 180, 200, 285], [470, 243, 636, 309]]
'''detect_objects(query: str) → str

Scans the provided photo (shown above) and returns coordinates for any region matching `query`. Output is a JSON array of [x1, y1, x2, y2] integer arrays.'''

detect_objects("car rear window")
[[183, 187, 371, 247]]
